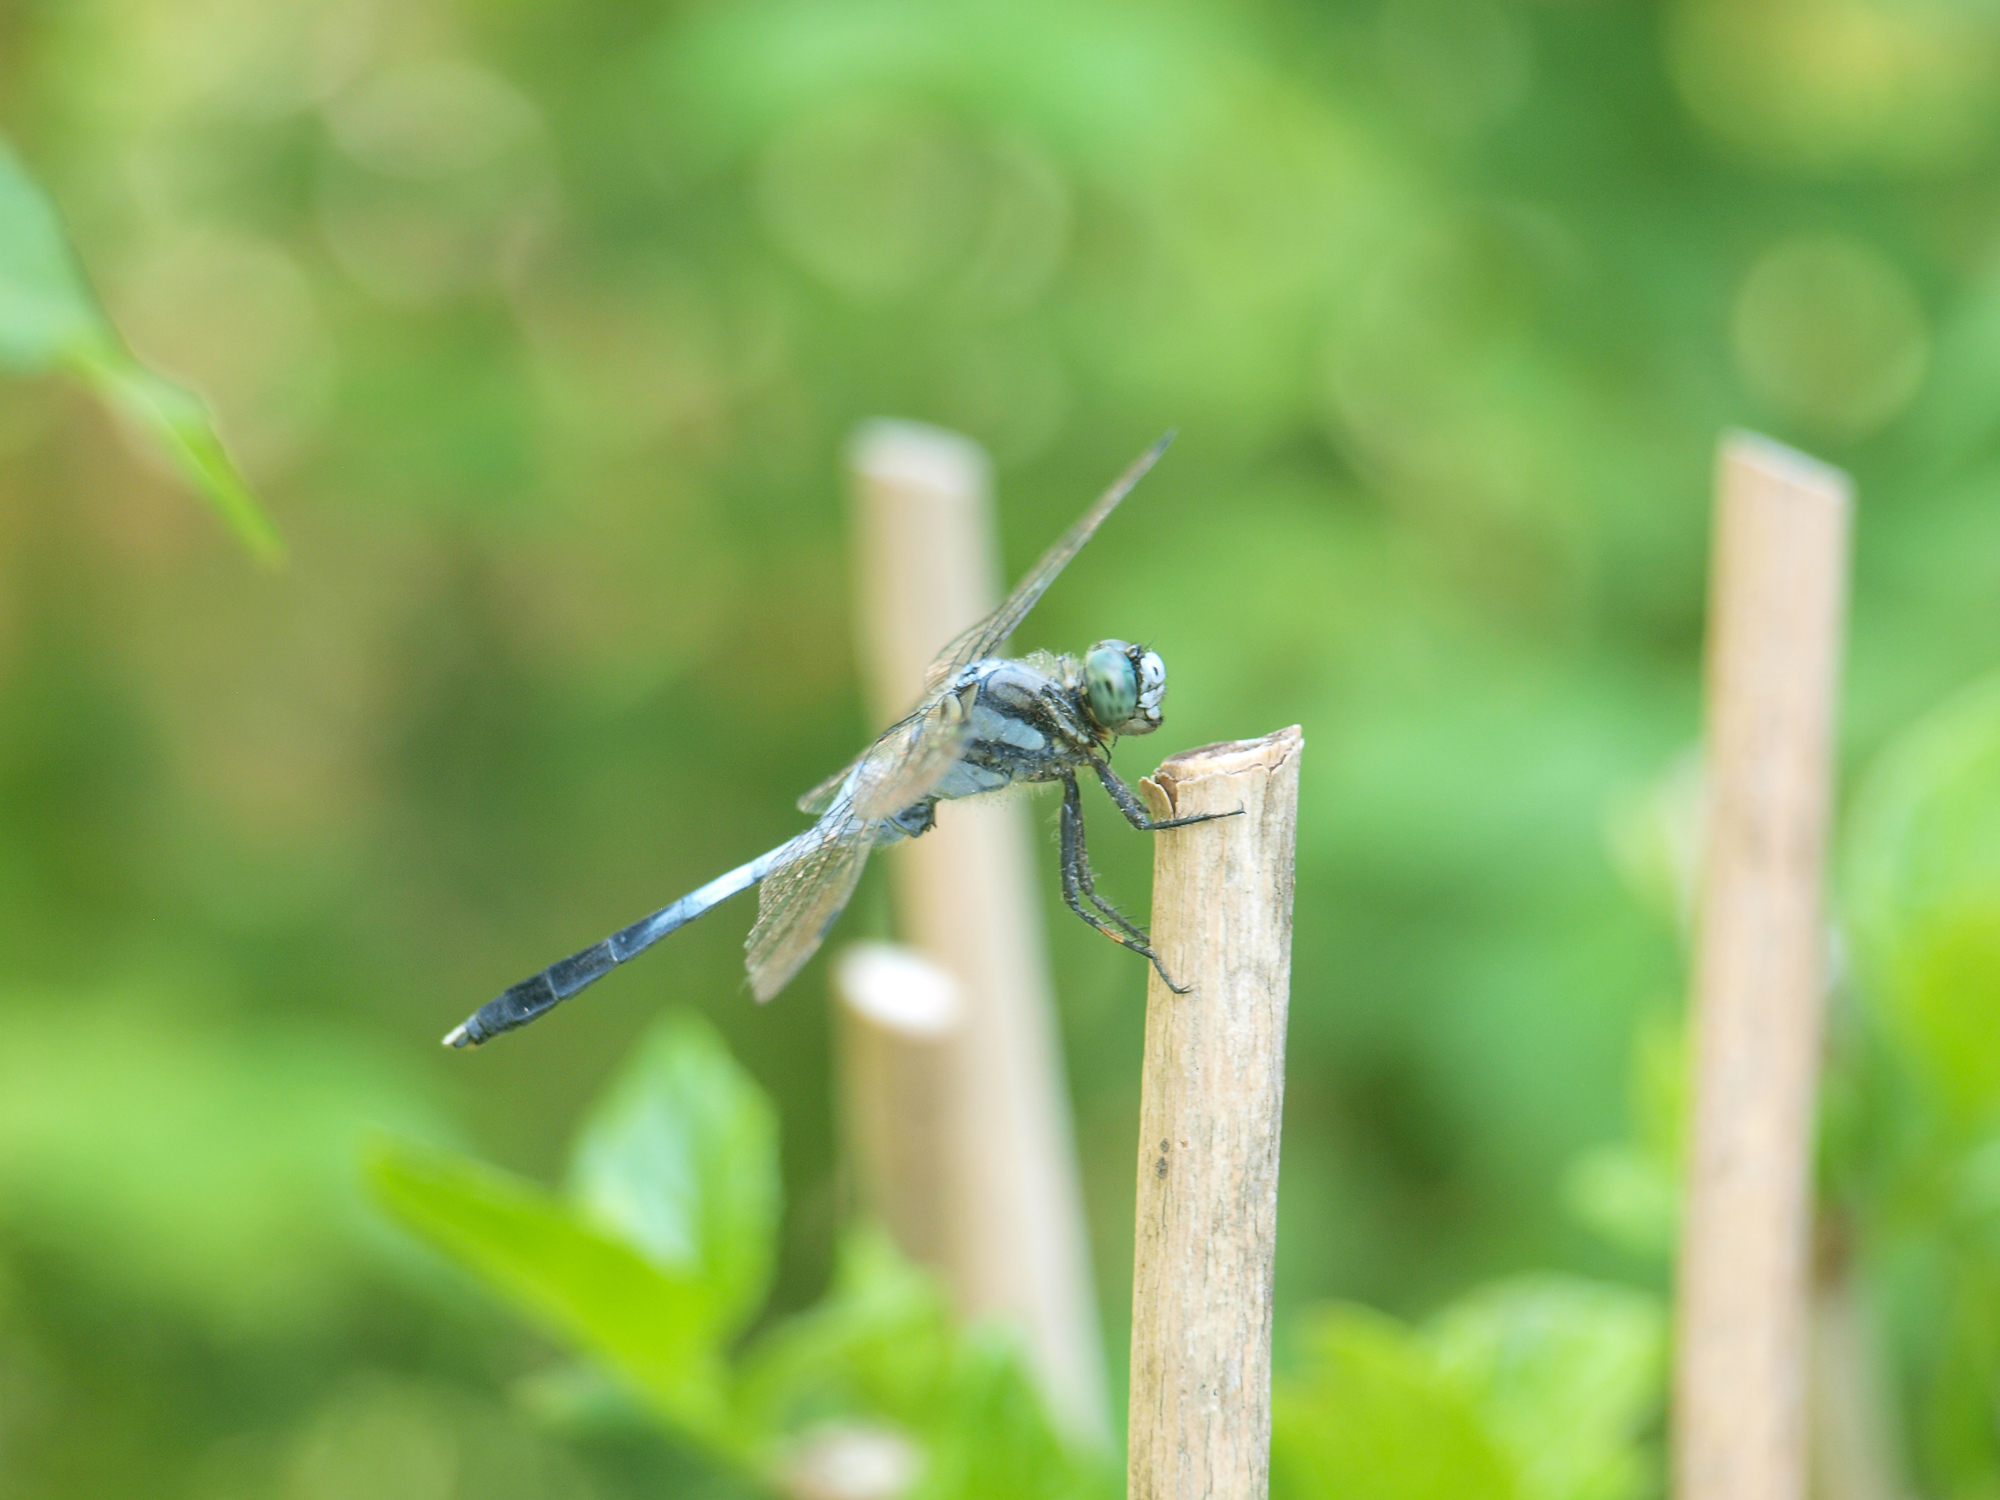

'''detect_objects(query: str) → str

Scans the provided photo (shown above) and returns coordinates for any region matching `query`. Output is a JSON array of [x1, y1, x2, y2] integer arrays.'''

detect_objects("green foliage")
[[732, 1227, 960, 1444], [1561, 1013, 1687, 1262], [1820, 672, 2000, 1493], [383, 1017, 1661, 1500], [1428, 1277, 1665, 1500], [74, 355, 287, 566], [568, 1011, 781, 1341], [1274, 1303, 1515, 1500], [369, 1140, 733, 1443], [370, 1011, 1105, 1497], [739, 1229, 1112, 1499], [1274, 1280, 1666, 1500], [1563, 668, 2000, 1499], [1846, 673, 2000, 1139], [0, 141, 112, 372], [915, 1328, 1106, 1500], [0, 998, 443, 1333], [0, 138, 282, 563]]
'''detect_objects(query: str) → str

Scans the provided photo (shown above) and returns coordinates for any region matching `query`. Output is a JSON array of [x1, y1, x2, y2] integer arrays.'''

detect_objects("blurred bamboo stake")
[[834, 942, 963, 1272], [845, 420, 1111, 1445], [1674, 434, 1851, 1500], [1128, 727, 1302, 1500], [1808, 1254, 1908, 1500], [776, 1422, 924, 1500]]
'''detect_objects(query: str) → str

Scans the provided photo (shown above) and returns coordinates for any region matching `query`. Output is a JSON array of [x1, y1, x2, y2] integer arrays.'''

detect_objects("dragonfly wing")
[[796, 758, 859, 815], [745, 826, 873, 1001], [848, 683, 977, 820], [794, 692, 942, 814], [921, 432, 1173, 692]]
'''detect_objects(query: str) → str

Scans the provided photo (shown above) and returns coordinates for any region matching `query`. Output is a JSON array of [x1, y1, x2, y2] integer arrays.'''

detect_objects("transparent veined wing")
[[744, 826, 873, 1001], [796, 758, 859, 816], [846, 682, 978, 820], [793, 686, 965, 818], [762, 690, 968, 1000], [921, 432, 1173, 693]]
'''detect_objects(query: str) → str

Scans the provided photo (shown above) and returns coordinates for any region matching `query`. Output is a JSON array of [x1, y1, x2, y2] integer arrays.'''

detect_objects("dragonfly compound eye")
[[1084, 641, 1140, 730]]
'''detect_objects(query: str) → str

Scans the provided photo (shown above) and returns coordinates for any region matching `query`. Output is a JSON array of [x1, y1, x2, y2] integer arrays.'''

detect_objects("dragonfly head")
[[1082, 640, 1166, 736]]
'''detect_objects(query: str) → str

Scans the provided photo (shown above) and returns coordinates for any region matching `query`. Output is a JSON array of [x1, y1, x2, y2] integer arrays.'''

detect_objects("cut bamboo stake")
[[1128, 727, 1302, 1500], [833, 942, 963, 1271], [1674, 434, 1851, 1500], [846, 420, 1111, 1445], [1808, 1262, 1906, 1500]]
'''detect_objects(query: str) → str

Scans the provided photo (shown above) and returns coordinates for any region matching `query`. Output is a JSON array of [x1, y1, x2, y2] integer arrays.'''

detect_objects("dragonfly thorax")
[[1082, 639, 1166, 736]]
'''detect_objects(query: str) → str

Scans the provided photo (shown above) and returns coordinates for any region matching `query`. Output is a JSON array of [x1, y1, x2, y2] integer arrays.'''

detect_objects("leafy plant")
[[1273, 1278, 1666, 1500], [0, 138, 283, 563], [1428, 1277, 1666, 1500], [1846, 673, 2000, 1144], [1835, 670, 2000, 1493], [372, 1007, 1668, 1500], [1551, 669, 2000, 1497], [368, 1010, 1112, 1499], [1274, 1303, 1514, 1500]]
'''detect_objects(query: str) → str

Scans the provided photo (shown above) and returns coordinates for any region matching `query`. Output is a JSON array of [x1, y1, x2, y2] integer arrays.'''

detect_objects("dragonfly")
[[444, 432, 1229, 1048]]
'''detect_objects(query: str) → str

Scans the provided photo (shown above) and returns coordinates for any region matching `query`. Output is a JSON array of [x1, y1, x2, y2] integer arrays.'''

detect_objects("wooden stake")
[[846, 421, 1111, 1445], [1674, 434, 1850, 1500], [1808, 1263, 1906, 1500], [1128, 727, 1302, 1500], [834, 942, 962, 1272]]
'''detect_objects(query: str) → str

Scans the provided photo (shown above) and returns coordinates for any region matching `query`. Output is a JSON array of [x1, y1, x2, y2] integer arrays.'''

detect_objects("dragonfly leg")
[[888, 799, 937, 839], [1060, 775, 1189, 994], [1061, 775, 1152, 946], [1093, 761, 1243, 833]]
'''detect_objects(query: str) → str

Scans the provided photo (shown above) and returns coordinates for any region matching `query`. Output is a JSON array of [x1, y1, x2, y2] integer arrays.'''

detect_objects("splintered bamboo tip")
[[1139, 727, 1305, 822]]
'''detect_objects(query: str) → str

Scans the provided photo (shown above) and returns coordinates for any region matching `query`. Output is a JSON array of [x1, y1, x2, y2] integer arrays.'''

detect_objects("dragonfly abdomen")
[[444, 840, 798, 1047]]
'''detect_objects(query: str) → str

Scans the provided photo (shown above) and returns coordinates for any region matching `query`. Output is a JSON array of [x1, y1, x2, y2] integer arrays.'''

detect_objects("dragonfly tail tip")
[[442, 1022, 472, 1049]]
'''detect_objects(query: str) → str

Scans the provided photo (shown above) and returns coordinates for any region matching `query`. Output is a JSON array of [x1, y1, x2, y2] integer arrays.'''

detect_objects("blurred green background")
[[4, 0, 2000, 1494]]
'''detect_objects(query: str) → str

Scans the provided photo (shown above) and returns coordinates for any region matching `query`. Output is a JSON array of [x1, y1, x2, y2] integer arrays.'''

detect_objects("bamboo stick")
[[1673, 434, 1851, 1500], [845, 420, 1111, 1445], [1808, 1261, 1906, 1500], [833, 942, 963, 1271], [1128, 727, 1303, 1500]]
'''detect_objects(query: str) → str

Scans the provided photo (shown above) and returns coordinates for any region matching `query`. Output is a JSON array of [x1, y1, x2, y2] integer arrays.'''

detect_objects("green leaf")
[[77, 355, 287, 565], [568, 1011, 782, 1343], [0, 136, 283, 564], [366, 1137, 731, 1446], [1427, 1276, 1666, 1500], [1561, 1011, 1686, 1260], [1845, 673, 2000, 1136], [737, 1228, 1107, 1500], [1273, 1304, 1515, 1500], [733, 1225, 958, 1447], [917, 1326, 1111, 1500], [0, 138, 114, 370], [740, 1232, 1120, 1500], [1561, 1145, 1678, 1262]]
